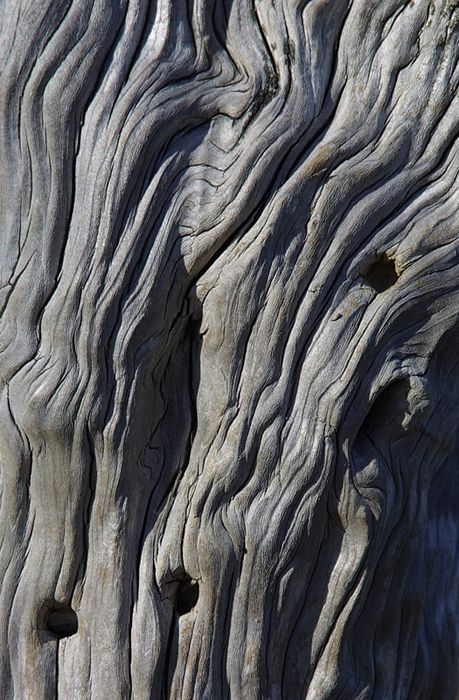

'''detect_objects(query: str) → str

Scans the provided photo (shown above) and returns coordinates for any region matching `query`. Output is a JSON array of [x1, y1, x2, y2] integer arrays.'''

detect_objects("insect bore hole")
[[45, 605, 78, 639], [175, 576, 199, 616], [364, 253, 399, 293]]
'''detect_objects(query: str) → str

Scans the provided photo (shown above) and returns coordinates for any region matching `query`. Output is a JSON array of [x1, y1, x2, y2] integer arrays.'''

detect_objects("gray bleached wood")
[[0, 0, 458, 698]]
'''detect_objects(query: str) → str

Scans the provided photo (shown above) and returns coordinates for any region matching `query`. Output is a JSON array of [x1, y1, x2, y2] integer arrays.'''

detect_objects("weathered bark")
[[0, 1, 458, 698]]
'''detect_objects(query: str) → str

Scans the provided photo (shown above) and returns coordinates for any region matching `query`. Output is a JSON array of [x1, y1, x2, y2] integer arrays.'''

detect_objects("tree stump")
[[0, 1, 458, 698]]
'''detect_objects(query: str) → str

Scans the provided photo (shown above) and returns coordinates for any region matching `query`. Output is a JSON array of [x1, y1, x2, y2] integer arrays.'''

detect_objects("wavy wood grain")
[[0, 1, 458, 698]]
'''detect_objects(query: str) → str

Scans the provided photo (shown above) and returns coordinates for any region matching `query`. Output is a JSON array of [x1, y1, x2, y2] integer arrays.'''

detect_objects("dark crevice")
[[175, 576, 199, 616], [364, 253, 399, 293], [44, 605, 78, 639]]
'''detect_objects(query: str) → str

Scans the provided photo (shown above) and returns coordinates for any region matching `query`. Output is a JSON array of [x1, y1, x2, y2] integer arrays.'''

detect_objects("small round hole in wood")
[[175, 577, 199, 616], [364, 253, 399, 293], [45, 605, 78, 639]]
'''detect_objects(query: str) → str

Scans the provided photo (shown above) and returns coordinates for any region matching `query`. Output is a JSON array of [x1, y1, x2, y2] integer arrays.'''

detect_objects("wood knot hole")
[[45, 605, 78, 639], [364, 253, 399, 293], [175, 577, 199, 616]]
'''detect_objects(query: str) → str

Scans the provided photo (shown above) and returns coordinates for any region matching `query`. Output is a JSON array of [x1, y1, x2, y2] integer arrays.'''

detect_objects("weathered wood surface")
[[0, 1, 458, 698]]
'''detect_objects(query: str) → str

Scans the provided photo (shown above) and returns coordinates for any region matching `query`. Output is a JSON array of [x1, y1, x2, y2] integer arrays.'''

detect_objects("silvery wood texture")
[[0, 0, 458, 698]]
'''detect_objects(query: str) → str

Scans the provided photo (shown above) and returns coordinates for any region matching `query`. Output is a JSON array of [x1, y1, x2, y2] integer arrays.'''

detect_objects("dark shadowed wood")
[[0, 1, 458, 698]]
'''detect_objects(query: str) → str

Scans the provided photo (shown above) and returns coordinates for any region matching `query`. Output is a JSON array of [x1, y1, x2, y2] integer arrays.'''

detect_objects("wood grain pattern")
[[0, 1, 458, 697]]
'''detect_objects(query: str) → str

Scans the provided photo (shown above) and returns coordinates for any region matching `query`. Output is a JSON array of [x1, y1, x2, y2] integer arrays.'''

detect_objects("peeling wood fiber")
[[0, 1, 458, 698]]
